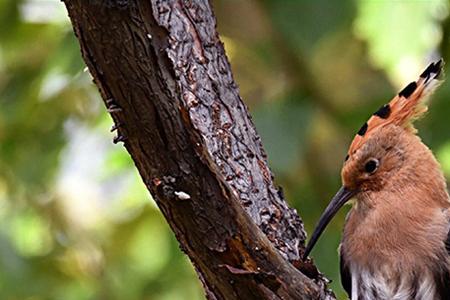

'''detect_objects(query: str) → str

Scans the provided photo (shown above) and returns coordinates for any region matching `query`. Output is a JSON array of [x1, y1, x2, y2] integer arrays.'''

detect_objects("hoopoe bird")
[[303, 60, 450, 300]]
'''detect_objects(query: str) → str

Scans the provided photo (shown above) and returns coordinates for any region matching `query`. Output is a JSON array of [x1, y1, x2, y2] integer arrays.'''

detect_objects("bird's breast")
[[341, 200, 450, 300], [342, 197, 449, 268]]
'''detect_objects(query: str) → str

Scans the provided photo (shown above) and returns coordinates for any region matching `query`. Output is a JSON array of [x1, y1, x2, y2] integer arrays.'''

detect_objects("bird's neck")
[[343, 201, 448, 274]]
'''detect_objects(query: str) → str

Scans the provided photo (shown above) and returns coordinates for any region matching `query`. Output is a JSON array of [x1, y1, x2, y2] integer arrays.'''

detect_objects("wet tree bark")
[[63, 1, 334, 299]]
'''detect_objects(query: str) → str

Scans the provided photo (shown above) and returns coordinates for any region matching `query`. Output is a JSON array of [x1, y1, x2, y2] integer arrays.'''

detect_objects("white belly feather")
[[350, 265, 437, 300]]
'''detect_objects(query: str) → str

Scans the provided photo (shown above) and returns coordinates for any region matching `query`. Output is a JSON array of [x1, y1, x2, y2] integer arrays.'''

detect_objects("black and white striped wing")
[[340, 250, 352, 297], [435, 228, 450, 300]]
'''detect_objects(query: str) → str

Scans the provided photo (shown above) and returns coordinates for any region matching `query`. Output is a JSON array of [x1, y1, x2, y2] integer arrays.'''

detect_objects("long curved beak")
[[302, 186, 356, 260]]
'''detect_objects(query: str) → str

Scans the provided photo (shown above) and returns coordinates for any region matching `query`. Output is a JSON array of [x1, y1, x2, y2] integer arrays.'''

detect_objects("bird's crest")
[[347, 59, 445, 157]]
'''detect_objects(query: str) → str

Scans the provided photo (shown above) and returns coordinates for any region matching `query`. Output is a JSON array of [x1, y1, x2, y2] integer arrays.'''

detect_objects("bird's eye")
[[364, 159, 379, 174]]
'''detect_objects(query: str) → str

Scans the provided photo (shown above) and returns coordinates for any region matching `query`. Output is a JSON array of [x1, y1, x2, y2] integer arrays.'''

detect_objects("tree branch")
[[63, 0, 334, 299]]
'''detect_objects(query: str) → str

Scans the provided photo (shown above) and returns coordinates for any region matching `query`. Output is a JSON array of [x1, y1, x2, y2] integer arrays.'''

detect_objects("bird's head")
[[303, 59, 445, 260], [340, 124, 404, 194]]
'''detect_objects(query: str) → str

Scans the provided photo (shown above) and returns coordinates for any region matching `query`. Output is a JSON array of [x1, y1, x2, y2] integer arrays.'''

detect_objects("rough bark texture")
[[63, 1, 334, 299]]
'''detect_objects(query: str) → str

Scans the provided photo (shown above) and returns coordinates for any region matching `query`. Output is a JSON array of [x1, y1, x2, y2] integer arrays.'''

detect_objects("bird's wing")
[[340, 250, 352, 297], [435, 228, 450, 299]]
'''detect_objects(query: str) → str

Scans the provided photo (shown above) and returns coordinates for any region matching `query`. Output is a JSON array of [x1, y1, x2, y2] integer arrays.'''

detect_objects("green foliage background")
[[1, 1, 450, 299]]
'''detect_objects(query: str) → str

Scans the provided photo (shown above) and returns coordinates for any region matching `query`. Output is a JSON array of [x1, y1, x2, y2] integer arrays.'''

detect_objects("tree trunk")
[[63, 1, 334, 299]]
